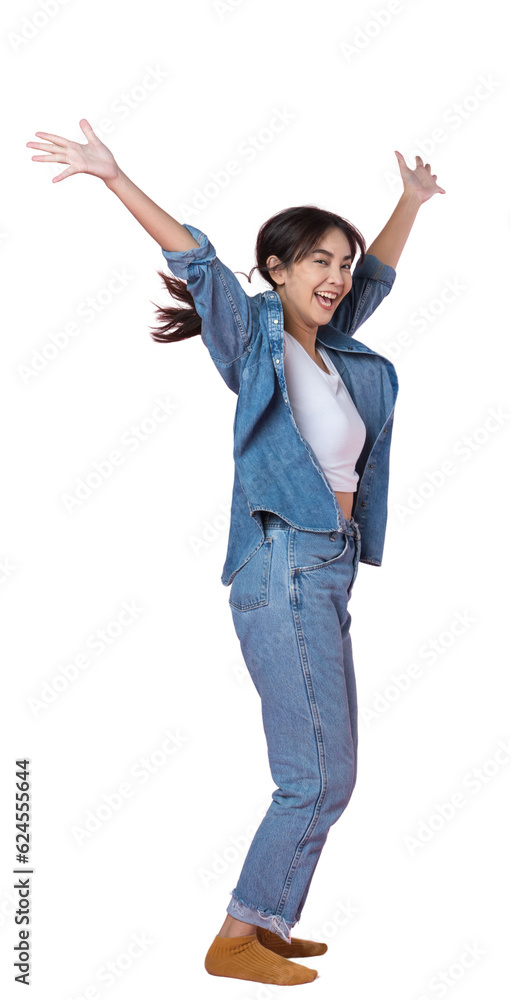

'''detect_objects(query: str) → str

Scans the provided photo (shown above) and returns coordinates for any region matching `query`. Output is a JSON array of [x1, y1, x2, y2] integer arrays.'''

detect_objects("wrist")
[[400, 187, 424, 208], [104, 165, 124, 191]]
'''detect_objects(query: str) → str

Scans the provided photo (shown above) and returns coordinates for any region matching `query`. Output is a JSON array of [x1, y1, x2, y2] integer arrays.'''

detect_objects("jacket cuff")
[[161, 223, 217, 279], [353, 252, 396, 288]]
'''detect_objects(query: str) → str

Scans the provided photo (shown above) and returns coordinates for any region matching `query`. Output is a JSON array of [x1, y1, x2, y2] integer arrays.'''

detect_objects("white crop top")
[[283, 330, 366, 491]]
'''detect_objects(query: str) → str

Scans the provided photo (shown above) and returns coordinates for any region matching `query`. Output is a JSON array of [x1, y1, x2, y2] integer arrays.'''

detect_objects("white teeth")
[[316, 292, 336, 300]]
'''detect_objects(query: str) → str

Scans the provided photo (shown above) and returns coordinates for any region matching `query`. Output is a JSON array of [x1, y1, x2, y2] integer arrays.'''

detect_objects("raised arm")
[[26, 118, 197, 253], [365, 151, 446, 269], [103, 168, 200, 252]]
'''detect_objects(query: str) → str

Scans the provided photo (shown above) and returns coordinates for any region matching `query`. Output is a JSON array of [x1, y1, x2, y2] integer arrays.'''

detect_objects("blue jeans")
[[225, 510, 362, 943]]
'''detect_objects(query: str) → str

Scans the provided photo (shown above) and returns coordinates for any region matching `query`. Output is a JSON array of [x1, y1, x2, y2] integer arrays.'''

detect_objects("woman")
[[27, 121, 445, 986]]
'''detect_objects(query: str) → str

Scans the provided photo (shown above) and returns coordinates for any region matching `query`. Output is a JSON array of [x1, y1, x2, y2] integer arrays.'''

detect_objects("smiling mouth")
[[314, 292, 338, 310]]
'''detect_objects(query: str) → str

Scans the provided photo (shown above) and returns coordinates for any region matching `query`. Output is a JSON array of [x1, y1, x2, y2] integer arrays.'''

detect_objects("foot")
[[256, 926, 328, 957], [205, 933, 318, 985]]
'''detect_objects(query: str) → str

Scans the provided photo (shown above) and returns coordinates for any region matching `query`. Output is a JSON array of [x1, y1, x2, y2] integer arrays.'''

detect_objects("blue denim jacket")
[[162, 223, 399, 586]]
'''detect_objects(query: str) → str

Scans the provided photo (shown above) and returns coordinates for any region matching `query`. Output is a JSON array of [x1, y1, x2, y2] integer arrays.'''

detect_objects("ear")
[[266, 255, 286, 285]]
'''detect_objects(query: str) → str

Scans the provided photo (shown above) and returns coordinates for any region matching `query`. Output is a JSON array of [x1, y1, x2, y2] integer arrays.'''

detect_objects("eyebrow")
[[310, 248, 353, 260]]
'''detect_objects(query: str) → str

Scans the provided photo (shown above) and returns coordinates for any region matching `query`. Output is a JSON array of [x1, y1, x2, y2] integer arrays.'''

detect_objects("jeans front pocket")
[[292, 529, 350, 574], [228, 538, 273, 611]]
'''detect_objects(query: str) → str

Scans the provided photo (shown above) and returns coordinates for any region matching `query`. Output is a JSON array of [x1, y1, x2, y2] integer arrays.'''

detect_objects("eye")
[[314, 259, 351, 270]]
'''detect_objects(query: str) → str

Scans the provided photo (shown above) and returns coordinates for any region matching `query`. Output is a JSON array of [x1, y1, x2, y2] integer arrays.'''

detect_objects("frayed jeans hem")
[[227, 889, 295, 944]]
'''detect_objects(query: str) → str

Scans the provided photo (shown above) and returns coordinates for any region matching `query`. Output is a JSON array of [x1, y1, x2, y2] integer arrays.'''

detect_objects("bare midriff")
[[334, 490, 354, 521]]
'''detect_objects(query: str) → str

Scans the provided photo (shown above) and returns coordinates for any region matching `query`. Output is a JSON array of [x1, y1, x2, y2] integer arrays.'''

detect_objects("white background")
[[1, 0, 510, 996]]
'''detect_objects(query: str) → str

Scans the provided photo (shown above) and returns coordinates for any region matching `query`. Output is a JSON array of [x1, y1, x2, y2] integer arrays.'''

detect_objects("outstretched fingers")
[[30, 153, 70, 163], [33, 131, 69, 146], [27, 142, 66, 157]]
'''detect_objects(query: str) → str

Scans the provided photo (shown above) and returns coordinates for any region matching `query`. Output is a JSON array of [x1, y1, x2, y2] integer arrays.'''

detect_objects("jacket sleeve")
[[161, 223, 253, 366], [328, 253, 396, 337]]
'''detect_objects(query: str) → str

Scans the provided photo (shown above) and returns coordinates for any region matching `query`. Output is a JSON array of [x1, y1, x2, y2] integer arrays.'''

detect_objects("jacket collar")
[[263, 289, 388, 378]]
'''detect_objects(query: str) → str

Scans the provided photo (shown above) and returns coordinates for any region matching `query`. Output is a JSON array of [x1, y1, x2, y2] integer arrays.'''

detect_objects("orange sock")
[[204, 933, 318, 985], [256, 926, 328, 957]]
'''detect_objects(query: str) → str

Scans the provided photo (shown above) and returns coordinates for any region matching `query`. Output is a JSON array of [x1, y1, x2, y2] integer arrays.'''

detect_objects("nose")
[[327, 273, 346, 293]]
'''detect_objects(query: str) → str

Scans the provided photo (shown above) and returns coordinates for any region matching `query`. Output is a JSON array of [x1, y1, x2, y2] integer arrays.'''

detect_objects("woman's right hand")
[[26, 119, 119, 184]]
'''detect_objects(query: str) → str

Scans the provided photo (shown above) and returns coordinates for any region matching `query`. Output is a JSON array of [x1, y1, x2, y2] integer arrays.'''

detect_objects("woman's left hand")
[[394, 150, 446, 202]]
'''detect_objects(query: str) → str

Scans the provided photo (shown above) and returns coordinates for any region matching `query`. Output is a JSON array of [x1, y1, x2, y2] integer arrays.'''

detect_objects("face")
[[266, 226, 353, 334]]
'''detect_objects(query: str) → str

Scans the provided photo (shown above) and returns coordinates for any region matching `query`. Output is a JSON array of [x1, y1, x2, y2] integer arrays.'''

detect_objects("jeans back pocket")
[[228, 538, 273, 611]]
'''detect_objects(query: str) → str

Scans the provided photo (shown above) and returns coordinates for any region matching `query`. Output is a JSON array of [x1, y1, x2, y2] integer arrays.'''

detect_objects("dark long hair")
[[148, 205, 366, 344]]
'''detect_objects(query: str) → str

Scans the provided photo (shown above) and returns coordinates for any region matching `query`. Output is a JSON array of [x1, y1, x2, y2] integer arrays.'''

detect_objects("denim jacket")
[[162, 223, 399, 586]]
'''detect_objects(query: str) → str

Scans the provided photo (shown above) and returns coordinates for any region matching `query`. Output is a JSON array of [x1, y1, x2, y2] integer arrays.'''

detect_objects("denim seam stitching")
[[250, 506, 346, 534], [211, 257, 251, 353], [228, 538, 273, 610], [348, 282, 378, 334], [273, 529, 329, 917], [289, 533, 350, 573]]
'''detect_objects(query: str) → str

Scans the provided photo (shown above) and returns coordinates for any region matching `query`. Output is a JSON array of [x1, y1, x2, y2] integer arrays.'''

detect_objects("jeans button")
[[329, 532, 336, 541]]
